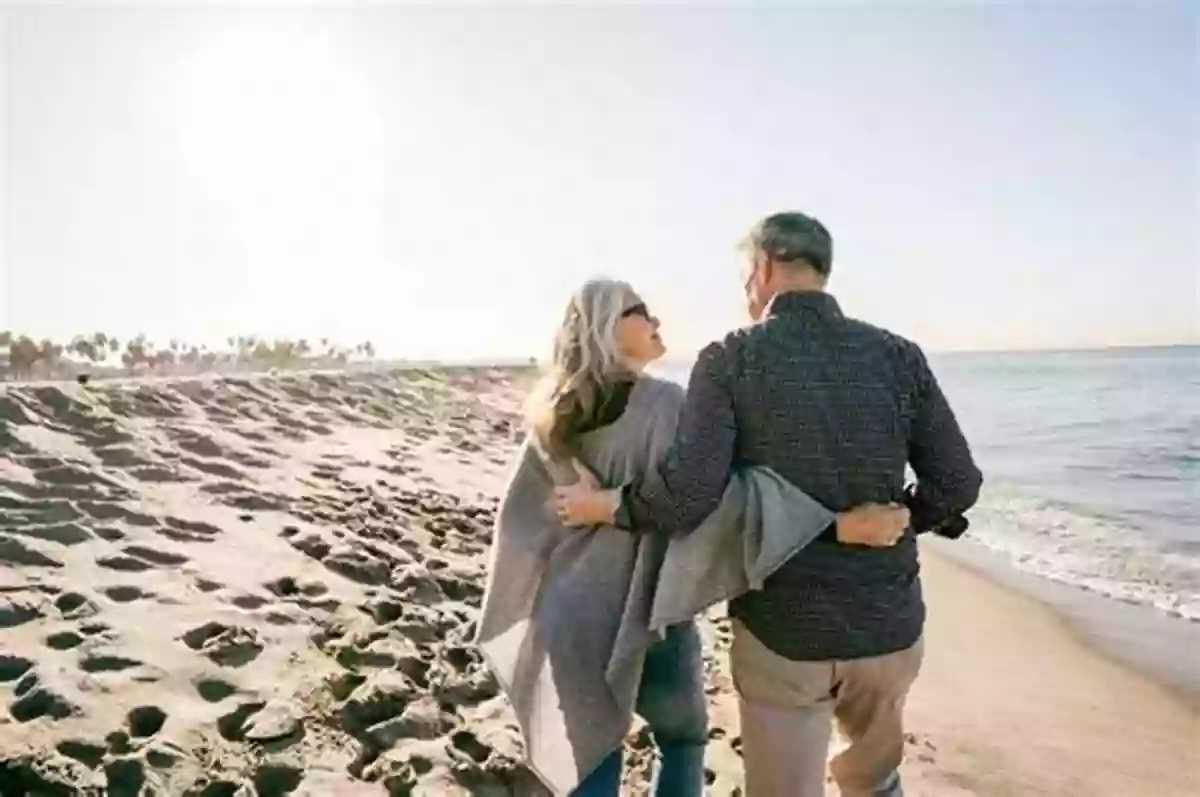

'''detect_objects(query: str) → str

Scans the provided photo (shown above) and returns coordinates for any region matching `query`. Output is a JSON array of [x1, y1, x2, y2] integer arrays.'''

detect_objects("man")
[[554, 211, 982, 797]]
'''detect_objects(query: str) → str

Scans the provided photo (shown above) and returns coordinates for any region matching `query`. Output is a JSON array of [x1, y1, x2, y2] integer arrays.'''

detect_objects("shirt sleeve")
[[905, 345, 983, 532], [616, 341, 738, 535]]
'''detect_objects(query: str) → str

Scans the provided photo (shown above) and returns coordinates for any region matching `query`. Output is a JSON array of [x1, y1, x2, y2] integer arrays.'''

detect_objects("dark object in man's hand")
[[930, 514, 969, 539], [76, 374, 91, 385]]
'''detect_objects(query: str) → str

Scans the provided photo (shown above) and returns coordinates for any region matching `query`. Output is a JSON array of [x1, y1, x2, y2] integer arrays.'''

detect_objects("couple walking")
[[476, 211, 983, 796]]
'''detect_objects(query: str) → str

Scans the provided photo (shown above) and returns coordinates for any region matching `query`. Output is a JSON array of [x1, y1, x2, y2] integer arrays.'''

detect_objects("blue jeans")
[[571, 622, 708, 797]]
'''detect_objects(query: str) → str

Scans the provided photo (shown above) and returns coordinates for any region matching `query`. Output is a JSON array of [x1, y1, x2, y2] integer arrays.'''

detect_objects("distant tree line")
[[0, 330, 378, 380]]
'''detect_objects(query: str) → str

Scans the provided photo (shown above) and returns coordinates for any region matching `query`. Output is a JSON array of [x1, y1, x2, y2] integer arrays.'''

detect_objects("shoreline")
[[905, 544, 1199, 795], [926, 536, 1200, 710]]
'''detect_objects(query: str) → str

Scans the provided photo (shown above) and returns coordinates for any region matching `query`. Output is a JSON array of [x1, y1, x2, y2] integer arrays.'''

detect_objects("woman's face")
[[615, 302, 665, 369]]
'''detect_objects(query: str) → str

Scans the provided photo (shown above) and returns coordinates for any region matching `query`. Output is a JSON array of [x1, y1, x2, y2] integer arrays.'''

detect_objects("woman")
[[475, 279, 906, 797]]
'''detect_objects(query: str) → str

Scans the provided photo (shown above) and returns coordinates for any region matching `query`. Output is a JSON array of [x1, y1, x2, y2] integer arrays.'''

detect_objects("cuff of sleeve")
[[904, 483, 939, 534], [613, 484, 636, 532]]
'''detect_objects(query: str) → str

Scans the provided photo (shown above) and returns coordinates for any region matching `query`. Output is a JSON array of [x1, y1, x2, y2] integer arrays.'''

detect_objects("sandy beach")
[[1, 367, 1196, 796]]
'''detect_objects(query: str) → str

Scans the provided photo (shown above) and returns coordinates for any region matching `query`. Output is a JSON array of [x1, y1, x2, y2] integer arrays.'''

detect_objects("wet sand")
[[0, 367, 1194, 795], [902, 547, 1198, 796]]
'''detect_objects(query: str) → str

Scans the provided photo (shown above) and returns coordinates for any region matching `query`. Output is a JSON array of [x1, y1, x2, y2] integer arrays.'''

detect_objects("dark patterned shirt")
[[617, 291, 982, 661]]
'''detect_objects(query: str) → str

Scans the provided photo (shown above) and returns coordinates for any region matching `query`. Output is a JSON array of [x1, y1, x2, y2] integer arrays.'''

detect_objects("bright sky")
[[1, 2, 1196, 361]]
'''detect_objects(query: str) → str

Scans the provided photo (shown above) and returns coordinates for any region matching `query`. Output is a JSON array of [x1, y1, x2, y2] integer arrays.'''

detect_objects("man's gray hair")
[[741, 211, 833, 277]]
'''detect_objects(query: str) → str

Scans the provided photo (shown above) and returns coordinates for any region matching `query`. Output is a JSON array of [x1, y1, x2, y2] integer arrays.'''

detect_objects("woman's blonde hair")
[[527, 278, 641, 460]]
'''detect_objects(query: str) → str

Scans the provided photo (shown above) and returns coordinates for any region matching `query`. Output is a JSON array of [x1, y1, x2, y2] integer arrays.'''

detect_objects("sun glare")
[[166, 19, 386, 224]]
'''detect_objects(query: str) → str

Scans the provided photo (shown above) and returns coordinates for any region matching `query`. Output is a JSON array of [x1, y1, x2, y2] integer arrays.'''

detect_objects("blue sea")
[[658, 346, 1200, 620]]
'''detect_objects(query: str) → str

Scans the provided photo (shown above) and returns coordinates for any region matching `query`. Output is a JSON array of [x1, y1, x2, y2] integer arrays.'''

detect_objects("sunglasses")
[[621, 303, 651, 320]]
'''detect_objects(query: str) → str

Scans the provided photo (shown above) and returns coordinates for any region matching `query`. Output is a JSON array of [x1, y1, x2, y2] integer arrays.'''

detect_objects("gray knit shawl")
[[475, 376, 834, 795]]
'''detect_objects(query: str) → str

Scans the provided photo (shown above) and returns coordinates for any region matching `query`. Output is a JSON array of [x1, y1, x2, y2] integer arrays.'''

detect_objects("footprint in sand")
[[95, 554, 155, 573], [103, 585, 155, 603], [252, 763, 304, 797], [450, 729, 493, 765], [0, 654, 35, 683], [0, 596, 45, 628], [164, 516, 223, 538], [215, 700, 267, 742], [0, 536, 64, 568], [56, 739, 106, 769], [78, 653, 145, 674], [181, 622, 264, 668], [93, 526, 127, 541], [126, 705, 168, 738], [8, 672, 80, 722], [96, 544, 189, 572], [44, 630, 86, 650], [121, 544, 190, 567], [155, 526, 216, 544], [76, 500, 158, 527], [104, 756, 147, 795], [5, 522, 93, 546], [193, 676, 238, 703], [230, 594, 271, 610]]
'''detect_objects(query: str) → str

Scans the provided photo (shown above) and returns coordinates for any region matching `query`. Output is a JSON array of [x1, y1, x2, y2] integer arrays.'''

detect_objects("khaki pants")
[[730, 620, 924, 797]]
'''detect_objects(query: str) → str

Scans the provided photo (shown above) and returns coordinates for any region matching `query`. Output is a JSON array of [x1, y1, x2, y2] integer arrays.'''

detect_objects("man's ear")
[[759, 255, 774, 287]]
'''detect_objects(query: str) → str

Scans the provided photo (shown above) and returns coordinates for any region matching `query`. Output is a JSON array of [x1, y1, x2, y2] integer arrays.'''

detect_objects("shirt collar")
[[765, 290, 844, 320]]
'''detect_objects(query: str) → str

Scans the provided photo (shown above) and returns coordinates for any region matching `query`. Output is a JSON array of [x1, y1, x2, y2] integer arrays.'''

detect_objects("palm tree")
[[39, 339, 63, 375], [69, 335, 98, 363], [236, 336, 258, 364], [8, 336, 40, 378], [122, 335, 150, 374], [152, 349, 176, 373], [251, 340, 272, 364]]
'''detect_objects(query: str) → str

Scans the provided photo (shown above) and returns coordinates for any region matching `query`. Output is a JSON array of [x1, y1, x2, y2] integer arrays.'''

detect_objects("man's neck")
[[773, 282, 826, 299]]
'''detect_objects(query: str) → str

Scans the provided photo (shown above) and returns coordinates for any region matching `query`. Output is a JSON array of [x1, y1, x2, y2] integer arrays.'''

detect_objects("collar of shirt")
[[765, 290, 844, 321]]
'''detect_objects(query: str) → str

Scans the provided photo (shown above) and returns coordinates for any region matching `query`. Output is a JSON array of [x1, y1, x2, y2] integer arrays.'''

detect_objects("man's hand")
[[836, 502, 911, 547], [553, 461, 620, 527]]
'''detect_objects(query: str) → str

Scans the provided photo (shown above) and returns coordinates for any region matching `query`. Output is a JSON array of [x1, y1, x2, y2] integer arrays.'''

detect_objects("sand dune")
[[1, 368, 1195, 796], [0, 369, 544, 795]]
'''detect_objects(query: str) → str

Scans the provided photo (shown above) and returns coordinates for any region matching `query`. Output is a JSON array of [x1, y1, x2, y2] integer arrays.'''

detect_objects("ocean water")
[[656, 346, 1200, 621]]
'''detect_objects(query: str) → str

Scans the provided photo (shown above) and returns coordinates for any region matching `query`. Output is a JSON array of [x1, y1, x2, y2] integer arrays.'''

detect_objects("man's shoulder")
[[707, 322, 761, 358], [699, 315, 930, 382], [710, 316, 925, 356], [842, 317, 927, 361]]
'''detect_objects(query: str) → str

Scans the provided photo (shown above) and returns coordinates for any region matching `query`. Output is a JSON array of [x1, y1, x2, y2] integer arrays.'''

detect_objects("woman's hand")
[[554, 483, 621, 527], [836, 502, 911, 547], [550, 460, 617, 528]]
